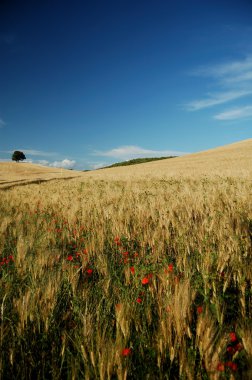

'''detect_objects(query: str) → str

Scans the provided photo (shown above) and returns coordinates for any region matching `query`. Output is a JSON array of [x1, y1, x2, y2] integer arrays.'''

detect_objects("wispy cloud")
[[0, 119, 6, 127], [192, 56, 252, 79], [214, 105, 252, 120], [186, 55, 252, 119], [186, 90, 252, 111], [4, 149, 57, 157], [94, 146, 186, 160]]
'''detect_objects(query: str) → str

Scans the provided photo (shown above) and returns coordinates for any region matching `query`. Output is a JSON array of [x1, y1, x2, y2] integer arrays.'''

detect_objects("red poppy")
[[130, 266, 135, 274], [227, 346, 235, 355], [168, 263, 173, 272], [121, 348, 132, 356], [136, 298, 142, 303], [197, 306, 203, 314], [83, 249, 88, 255], [216, 362, 225, 371], [142, 277, 149, 285], [229, 332, 237, 342], [86, 269, 93, 275], [230, 362, 237, 371], [67, 255, 73, 261]]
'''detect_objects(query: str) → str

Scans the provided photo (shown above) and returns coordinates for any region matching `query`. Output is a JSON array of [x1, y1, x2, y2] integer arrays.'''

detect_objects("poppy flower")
[[227, 346, 235, 355], [136, 298, 142, 303], [142, 277, 149, 285], [197, 306, 203, 314], [229, 332, 237, 342], [86, 269, 93, 275], [122, 348, 132, 356], [168, 263, 173, 272], [216, 362, 225, 371], [230, 362, 237, 371], [67, 255, 73, 261], [130, 266, 135, 274]]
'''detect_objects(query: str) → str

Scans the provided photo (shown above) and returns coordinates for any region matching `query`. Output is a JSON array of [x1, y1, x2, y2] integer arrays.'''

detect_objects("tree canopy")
[[12, 151, 26, 162]]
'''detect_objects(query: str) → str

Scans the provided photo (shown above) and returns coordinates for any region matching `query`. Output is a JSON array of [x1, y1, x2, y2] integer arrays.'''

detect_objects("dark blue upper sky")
[[1, 0, 252, 169]]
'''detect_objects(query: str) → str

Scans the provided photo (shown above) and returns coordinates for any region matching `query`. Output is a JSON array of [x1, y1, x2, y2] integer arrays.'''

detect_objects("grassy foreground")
[[0, 159, 252, 379]]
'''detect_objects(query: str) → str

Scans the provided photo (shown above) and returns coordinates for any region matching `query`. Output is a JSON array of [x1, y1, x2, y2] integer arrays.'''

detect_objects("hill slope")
[[0, 162, 82, 189], [82, 139, 252, 179], [0, 139, 251, 188]]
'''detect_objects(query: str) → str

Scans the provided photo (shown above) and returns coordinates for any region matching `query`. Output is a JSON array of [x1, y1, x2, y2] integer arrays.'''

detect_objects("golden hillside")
[[0, 139, 251, 189], [0, 162, 83, 189], [83, 138, 252, 180]]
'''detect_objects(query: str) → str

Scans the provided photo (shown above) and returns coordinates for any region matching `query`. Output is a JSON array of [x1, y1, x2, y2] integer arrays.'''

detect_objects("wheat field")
[[0, 139, 252, 379]]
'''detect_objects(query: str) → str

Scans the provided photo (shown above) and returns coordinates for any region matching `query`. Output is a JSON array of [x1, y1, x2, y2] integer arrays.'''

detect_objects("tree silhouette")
[[12, 151, 26, 162]]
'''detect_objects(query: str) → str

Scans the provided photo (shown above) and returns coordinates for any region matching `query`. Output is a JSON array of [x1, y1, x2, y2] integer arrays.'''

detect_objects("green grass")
[[98, 156, 176, 169]]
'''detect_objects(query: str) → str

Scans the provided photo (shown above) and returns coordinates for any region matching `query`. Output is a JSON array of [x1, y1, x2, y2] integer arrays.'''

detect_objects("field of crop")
[[0, 140, 252, 379]]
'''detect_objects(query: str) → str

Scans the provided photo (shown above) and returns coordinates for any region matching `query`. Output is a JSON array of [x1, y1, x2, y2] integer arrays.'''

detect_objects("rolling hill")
[[0, 139, 251, 189], [83, 138, 252, 179], [0, 162, 83, 189]]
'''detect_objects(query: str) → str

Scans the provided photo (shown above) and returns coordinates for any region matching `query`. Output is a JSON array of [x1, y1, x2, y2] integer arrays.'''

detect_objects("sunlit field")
[[0, 140, 252, 379]]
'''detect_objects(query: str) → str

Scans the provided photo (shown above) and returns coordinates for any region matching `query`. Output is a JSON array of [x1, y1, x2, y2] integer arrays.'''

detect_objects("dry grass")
[[0, 139, 252, 379], [0, 162, 83, 189], [83, 138, 252, 180]]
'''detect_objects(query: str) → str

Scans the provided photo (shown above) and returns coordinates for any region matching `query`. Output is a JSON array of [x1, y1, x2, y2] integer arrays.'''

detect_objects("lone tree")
[[12, 151, 26, 162]]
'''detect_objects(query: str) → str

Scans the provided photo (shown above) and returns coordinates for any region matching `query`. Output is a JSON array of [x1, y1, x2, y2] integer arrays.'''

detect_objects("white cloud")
[[214, 105, 252, 120], [186, 90, 252, 111], [49, 159, 76, 169], [94, 146, 186, 160]]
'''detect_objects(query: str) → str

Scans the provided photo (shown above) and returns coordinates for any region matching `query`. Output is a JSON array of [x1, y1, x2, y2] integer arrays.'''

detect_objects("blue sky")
[[0, 0, 252, 169]]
